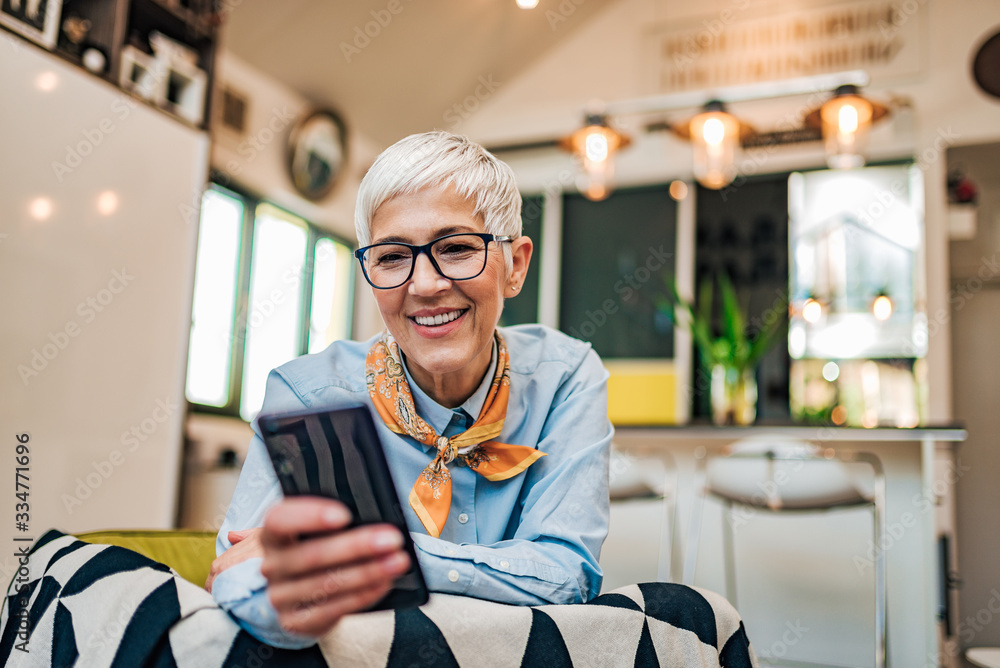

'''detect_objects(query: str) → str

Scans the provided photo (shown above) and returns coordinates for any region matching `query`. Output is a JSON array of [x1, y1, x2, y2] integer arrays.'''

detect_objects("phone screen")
[[258, 406, 429, 610]]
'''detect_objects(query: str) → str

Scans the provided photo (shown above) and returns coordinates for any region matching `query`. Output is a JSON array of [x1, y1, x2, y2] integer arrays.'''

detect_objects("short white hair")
[[355, 131, 522, 275]]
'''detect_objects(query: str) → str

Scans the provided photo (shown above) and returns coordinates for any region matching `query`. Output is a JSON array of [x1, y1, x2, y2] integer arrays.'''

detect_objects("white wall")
[[947, 142, 1000, 663], [0, 33, 207, 582]]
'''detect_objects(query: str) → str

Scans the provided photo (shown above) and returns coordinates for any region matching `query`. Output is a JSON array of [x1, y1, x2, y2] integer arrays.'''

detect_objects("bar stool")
[[683, 436, 887, 668], [601, 444, 680, 591], [967, 648, 1000, 668]]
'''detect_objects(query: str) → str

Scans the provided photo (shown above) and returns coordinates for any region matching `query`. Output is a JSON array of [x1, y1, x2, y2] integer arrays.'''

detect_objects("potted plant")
[[659, 273, 785, 425]]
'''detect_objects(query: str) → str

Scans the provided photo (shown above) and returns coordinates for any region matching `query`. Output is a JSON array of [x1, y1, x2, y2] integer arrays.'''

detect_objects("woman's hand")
[[205, 527, 265, 593], [260, 497, 411, 638]]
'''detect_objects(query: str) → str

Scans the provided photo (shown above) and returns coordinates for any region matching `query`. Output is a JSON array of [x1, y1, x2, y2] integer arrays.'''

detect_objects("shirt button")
[[499, 560, 510, 570], [458, 513, 469, 524], [446, 548, 457, 555], [448, 569, 460, 583]]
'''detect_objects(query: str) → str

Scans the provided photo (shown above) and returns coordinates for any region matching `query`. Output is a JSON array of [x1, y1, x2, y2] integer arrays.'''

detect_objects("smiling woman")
[[208, 131, 614, 649], [361, 184, 529, 406]]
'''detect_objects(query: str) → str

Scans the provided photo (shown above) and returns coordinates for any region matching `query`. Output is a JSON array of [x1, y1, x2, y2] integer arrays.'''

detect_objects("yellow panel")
[[605, 360, 678, 425]]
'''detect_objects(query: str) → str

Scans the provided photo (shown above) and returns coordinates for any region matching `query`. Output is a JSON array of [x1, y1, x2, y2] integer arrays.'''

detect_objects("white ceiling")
[[221, 0, 616, 147]]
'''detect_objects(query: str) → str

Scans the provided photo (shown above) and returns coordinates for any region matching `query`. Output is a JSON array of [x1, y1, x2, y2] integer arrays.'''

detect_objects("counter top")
[[615, 423, 967, 442]]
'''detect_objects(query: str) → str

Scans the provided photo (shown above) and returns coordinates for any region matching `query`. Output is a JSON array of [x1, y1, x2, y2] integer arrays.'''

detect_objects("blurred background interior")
[[2, 0, 999, 665]]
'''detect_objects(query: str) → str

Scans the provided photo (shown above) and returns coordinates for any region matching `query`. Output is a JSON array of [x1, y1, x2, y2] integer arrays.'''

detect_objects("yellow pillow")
[[75, 530, 217, 588]]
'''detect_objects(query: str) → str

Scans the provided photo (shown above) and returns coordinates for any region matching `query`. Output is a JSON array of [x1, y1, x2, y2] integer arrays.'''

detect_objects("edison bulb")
[[802, 298, 823, 324], [585, 132, 609, 163], [838, 104, 859, 134], [702, 117, 726, 146], [872, 295, 892, 320]]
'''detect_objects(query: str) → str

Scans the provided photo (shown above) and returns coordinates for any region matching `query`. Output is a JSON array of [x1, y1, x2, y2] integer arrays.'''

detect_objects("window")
[[185, 188, 243, 408], [560, 185, 677, 358], [185, 184, 354, 421]]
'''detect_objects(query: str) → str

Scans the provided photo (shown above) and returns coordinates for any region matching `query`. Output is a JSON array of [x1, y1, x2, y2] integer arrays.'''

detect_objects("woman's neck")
[[404, 343, 494, 409]]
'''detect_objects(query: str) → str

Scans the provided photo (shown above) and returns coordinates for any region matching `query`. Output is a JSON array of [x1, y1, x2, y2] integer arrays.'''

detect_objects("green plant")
[[658, 273, 785, 373]]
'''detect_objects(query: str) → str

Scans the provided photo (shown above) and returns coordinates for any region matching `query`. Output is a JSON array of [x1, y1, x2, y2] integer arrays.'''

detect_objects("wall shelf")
[[3, 0, 219, 129]]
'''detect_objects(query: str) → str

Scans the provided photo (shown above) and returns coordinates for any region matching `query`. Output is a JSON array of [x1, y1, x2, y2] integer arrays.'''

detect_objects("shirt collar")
[[401, 336, 498, 436]]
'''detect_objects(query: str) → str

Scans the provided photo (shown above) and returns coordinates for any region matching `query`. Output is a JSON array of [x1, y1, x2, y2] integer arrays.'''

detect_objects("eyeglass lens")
[[363, 234, 489, 287]]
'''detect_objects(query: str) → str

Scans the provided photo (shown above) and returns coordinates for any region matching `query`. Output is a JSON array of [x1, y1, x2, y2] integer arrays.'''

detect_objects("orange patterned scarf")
[[365, 330, 545, 537]]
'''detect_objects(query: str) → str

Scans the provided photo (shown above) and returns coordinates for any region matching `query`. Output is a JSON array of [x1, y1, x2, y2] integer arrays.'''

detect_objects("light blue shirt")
[[211, 324, 612, 648]]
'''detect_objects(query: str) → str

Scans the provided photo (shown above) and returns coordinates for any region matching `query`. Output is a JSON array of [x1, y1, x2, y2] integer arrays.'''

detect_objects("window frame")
[[186, 176, 355, 419]]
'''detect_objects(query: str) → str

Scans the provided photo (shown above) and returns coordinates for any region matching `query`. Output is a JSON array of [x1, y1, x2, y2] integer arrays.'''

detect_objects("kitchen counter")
[[616, 422, 966, 442]]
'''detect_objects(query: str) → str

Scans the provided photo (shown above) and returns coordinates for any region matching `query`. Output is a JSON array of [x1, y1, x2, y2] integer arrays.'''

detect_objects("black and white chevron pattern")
[[2, 530, 757, 667], [0, 530, 327, 667], [319, 582, 758, 667]]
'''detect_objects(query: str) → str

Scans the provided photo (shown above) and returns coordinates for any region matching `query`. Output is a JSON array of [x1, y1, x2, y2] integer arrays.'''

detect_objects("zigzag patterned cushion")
[[1, 530, 326, 667], [319, 582, 758, 667], [2, 530, 758, 667]]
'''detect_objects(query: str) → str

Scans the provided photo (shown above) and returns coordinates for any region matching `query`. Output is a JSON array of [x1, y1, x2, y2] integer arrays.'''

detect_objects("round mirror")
[[973, 29, 1000, 99], [287, 110, 348, 201]]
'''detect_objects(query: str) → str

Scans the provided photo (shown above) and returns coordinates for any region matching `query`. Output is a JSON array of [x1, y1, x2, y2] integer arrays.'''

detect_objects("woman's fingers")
[[275, 581, 396, 638], [205, 527, 265, 592], [261, 497, 353, 546], [267, 550, 410, 612], [257, 497, 413, 636], [228, 529, 256, 544], [261, 522, 405, 581]]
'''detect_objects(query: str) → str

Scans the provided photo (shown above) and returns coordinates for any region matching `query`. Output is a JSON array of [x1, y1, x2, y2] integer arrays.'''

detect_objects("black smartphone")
[[257, 405, 429, 611]]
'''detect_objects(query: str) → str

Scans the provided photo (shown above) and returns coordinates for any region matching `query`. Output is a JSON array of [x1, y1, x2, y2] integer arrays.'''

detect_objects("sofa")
[[2, 529, 759, 667]]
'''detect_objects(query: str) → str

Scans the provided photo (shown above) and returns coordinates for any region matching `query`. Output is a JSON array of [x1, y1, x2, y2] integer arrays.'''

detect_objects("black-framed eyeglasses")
[[354, 232, 512, 289]]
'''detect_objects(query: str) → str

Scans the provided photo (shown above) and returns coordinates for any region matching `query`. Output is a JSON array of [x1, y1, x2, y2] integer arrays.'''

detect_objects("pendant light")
[[560, 114, 631, 201], [808, 85, 889, 169], [673, 100, 748, 190]]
